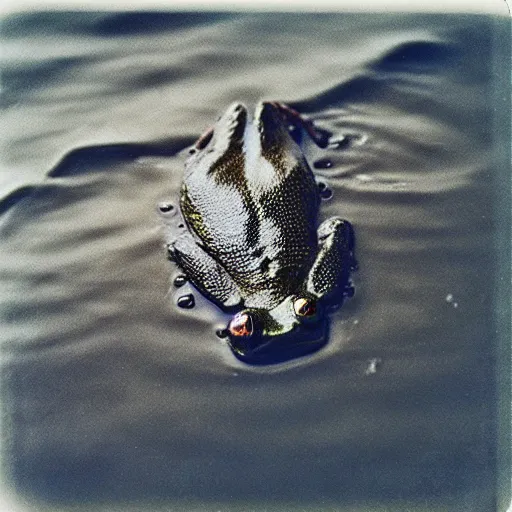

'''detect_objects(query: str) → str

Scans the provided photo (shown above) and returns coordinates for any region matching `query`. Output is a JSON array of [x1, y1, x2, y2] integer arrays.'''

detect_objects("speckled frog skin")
[[165, 102, 355, 362]]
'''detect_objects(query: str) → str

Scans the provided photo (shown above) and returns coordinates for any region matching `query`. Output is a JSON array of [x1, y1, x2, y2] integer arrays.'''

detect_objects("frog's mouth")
[[226, 307, 329, 365]]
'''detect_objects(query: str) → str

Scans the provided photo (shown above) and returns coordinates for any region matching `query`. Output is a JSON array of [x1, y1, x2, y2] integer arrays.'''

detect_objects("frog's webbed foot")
[[167, 233, 242, 310], [306, 217, 356, 301]]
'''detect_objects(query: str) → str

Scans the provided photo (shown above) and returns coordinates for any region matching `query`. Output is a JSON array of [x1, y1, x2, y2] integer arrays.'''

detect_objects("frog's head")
[[225, 294, 328, 364]]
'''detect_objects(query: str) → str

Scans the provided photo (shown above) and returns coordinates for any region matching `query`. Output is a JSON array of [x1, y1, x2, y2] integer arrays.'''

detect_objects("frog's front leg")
[[306, 217, 356, 301], [167, 233, 242, 310]]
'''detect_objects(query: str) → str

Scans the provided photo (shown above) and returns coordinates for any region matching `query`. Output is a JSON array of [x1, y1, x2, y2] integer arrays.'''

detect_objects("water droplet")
[[365, 358, 382, 375], [313, 158, 333, 169], [344, 285, 355, 298], [158, 202, 174, 213], [329, 133, 364, 150], [445, 293, 459, 308], [314, 129, 331, 148], [177, 294, 195, 309], [329, 136, 351, 150], [320, 188, 333, 200], [173, 275, 187, 288]]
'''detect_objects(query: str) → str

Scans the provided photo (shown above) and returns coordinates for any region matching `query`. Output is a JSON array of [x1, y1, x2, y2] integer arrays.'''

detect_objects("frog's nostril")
[[158, 202, 174, 213], [228, 312, 254, 337]]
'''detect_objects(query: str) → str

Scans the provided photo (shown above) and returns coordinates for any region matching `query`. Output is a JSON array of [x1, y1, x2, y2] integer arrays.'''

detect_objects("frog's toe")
[[317, 217, 353, 244]]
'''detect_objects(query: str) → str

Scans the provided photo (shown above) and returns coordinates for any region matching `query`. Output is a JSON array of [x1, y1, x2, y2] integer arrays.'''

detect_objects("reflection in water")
[[0, 11, 509, 512]]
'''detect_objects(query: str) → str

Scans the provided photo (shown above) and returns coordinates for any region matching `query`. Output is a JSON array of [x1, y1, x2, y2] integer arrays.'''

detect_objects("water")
[[0, 11, 510, 512]]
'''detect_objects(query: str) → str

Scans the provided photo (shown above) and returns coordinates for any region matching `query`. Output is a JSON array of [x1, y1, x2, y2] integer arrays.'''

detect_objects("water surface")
[[0, 11, 510, 512]]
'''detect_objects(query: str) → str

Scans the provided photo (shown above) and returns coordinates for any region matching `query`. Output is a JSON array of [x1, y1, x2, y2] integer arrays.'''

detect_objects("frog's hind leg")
[[306, 217, 356, 302], [268, 101, 329, 148], [167, 233, 242, 310]]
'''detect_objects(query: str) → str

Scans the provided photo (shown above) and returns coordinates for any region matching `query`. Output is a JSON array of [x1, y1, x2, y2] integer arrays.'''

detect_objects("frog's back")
[[180, 102, 320, 307]]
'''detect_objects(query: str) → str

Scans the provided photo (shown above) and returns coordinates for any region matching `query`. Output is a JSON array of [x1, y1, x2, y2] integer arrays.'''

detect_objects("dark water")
[[0, 11, 510, 512]]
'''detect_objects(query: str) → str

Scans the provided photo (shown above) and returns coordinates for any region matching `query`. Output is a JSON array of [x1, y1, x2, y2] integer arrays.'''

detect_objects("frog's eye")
[[228, 313, 254, 337], [293, 297, 317, 317]]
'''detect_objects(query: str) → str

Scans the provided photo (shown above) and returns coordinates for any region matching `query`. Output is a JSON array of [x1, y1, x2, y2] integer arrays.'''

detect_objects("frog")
[[164, 101, 356, 364]]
